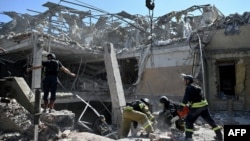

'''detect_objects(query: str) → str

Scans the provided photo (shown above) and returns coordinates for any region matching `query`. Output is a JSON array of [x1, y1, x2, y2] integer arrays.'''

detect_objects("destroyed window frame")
[[216, 60, 237, 100]]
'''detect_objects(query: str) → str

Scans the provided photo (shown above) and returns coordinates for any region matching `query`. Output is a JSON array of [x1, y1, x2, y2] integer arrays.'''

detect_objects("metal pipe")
[[57, 79, 101, 131], [34, 88, 41, 141], [196, 33, 206, 97]]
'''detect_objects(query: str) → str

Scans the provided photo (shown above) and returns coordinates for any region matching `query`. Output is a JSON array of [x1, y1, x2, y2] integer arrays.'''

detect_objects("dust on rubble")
[[1, 99, 250, 141]]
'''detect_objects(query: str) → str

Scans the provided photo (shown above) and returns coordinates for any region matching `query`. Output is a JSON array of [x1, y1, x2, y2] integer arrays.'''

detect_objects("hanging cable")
[[196, 33, 206, 98], [145, 0, 155, 66], [146, 0, 155, 10]]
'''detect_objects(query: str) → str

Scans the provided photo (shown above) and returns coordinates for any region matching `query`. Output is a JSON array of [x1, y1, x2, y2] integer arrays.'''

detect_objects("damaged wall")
[[206, 24, 250, 110], [136, 45, 193, 99], [207, 25, 250, 50], [243, 58, 250, 111], [137, 66, 191, 97], [1, 1, 250, 113]]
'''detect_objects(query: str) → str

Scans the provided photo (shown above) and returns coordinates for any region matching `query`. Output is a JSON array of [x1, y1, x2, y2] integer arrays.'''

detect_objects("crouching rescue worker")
[[27, 53, 75, 113], [158, 96, 185, 131], [180, 73, 223, 141], [121, 98, 155, 138]]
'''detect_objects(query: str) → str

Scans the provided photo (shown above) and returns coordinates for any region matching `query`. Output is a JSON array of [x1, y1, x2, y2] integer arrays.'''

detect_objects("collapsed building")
[[1, 0, 250, 138]]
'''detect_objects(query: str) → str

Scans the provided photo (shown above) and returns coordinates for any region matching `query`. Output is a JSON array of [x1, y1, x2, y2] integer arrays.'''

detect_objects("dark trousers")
[[42, 75, 57, 101], [185, 106, 219, 138]]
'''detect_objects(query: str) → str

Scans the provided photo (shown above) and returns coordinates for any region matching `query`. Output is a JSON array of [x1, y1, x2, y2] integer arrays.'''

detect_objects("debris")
[[40, 110, 75, 131], [224, 13, 245, 35], [66, 132, 115, 141], [61, 129, 71, 138], [0, 99, 33, 132], [149, 133, 172, 141], [1, 1, 250, 141]]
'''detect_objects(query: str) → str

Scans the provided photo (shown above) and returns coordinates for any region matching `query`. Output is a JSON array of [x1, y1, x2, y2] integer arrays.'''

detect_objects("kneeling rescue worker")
[[180, 73, 223, 141], [121, 98, 155, 138], [158, 96, 185, 131]]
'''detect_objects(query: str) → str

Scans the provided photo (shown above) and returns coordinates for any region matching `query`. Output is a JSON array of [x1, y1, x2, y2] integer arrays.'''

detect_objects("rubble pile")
[[37, 110, 75, 141], [0, 99, 77, 141], [1, 2, 243, 55], [212, 111, 250, 125], [1, 98, 250, 141], [0, 98, 33, 140], [1, 1, 250, 141], [0, 99, 32, 132], [40, 110, 75, 131]]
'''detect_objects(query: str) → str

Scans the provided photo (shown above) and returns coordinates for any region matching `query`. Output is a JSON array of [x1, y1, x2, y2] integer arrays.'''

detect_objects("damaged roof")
[[0, 1, 250, 64]]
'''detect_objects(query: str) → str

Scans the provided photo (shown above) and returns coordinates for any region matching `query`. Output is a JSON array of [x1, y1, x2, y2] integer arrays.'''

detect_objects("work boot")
[[49, 100, 55, 113], [214, 129, 223, 141], [214, 136, 223, 141], [184, 138, 193, 141], [42, 100, 48, 113], [184, 132, 193, 141]]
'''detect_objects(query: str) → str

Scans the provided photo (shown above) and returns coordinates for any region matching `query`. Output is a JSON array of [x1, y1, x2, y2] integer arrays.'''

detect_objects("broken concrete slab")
[[66, 132, 116, 141], [40, 110, 75, 131], [0, 77, 35, 113]]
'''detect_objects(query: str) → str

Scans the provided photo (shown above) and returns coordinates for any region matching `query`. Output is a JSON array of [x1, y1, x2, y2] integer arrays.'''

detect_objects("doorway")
[[118, 58, 138, 85], [218, 63, 236, 97]]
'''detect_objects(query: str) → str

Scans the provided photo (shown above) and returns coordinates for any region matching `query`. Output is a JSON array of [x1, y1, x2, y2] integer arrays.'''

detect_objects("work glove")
[[170, 116, 180, 123], [177, 105, 185, 111]]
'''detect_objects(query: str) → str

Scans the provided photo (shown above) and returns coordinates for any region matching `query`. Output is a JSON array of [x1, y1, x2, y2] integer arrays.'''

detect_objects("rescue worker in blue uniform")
[[121, 98, 155, 138], [27, 53, 75, 112], [158, 96, 185, 131], [180, 74, 223, 141]]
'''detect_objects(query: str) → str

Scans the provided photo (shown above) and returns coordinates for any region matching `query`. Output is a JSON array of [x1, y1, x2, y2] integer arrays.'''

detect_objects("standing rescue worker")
[[180, 73, 223, 141], [27, 53, 75, 113], [121, 98, 155, 138], [158, 96, 185, 131]]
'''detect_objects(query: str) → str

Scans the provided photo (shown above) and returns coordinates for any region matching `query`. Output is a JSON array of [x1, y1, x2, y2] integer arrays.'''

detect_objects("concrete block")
[[40, 110, 75, 131]]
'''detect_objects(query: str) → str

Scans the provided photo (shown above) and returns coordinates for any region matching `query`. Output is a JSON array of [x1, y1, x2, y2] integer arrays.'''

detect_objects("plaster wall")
[[207, 25, 250, 50], [206, 24, 250, 110], [136, 45, 193, 99]]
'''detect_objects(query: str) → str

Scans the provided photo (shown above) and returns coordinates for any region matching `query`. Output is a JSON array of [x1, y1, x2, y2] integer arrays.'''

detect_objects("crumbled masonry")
[[1, 1, 250, 140]]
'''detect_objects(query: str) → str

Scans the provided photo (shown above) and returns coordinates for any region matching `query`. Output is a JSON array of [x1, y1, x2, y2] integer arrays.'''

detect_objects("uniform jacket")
[[181, 84, 208, 108], [42, 59, 62, 76]]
